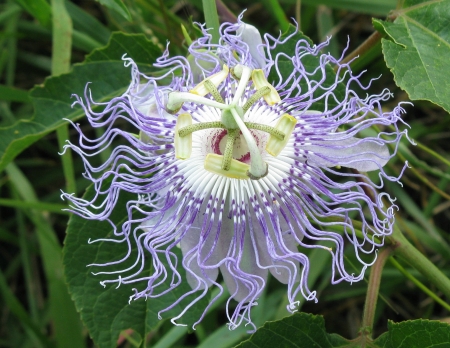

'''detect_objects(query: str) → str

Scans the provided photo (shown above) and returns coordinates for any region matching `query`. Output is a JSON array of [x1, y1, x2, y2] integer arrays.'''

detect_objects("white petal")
[[220, 222, 268, 302], [304, 135, 390, 171], [237, 23, 266, 69], [253, 212, 301, 284], [180, 213, 232, 289]]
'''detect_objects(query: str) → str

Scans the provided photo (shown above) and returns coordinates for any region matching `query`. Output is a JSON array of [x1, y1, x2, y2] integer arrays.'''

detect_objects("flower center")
[[168, 64, 297, 180], [212, 129, 265, 164]]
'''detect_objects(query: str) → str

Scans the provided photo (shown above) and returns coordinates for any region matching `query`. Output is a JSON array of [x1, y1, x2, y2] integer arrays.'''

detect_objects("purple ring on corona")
[[62, 16, 411, 330]]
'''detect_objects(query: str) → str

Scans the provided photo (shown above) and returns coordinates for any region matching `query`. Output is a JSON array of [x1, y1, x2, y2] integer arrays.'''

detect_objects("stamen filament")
[[230, 108, 268, 179], [222, 129, 239, 171], [245, 122, 285, 140], [178, 121, 225, 137], [243, 86, 270, 112], [204, 80, 225, 103]]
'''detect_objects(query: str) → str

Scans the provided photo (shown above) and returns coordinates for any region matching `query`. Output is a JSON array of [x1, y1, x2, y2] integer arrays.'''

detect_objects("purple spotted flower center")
[[210, 129, 264, 164]]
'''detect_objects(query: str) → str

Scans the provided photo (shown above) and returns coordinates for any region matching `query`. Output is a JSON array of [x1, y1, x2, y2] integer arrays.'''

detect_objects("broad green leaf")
[[64, 179, 210, 348], [374, 0, 450, 112], [374, 320, 450, 347], [96, 0, 131, 21], [268, 26, 346, 112], [0, 32, 161, 173], [235, 313, 349, 348]]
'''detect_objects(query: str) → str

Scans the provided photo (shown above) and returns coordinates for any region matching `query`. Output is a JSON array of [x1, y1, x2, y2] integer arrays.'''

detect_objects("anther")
[[204, 153, 250, 180], [266, 114, 297, 157], [174, 113, 193, 159], [190, 64, 229, 97], [251, 69, 281, 105]]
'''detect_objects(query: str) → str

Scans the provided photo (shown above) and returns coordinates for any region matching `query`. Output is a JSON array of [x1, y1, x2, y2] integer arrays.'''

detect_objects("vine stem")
[[334, 31, 382, 71], [387, 226, 450, 299], [360, 247, 393, 341]]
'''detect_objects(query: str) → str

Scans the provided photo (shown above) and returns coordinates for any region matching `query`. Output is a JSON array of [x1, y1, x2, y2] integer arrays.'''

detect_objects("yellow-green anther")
[[251, 69, 281, 105], [178, 121, 225, 137], [222, 129, 239, 171], [266, 114, 297, 157], [204, 80, 224, 103], [204, 154, 250, 180], [245, 122, 285, 140], [174, 113, 193, 159], [243, 86, 271, 112], [190, 64, 229, 97]]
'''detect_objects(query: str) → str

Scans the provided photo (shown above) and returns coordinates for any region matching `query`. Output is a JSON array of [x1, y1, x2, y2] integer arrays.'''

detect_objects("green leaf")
[[0, 32, 161, 173], [64, 179, 210, 348], [0, 85, 30, 103], [13, 0, 52, 27], [96, 0, 131, 21], [374, 0, 450, 112], [234, 313, 349, 348], [374, 320, 450, 347], [281, 0, 396, 16], [66, 1, 111, 46], [268, 26, 346, 112]]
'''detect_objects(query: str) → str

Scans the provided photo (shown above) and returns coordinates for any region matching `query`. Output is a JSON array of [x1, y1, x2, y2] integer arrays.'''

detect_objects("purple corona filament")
[[62, 16, 411, 331]]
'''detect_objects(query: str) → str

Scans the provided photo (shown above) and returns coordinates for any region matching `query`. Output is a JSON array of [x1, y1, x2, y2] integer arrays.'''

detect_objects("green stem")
[[0, 269, 52, 347], [387, 225, 450, 299], [360, 247, 393, 340], [396, 149, 450, 200], [335, 31, 382, 72], [0, 198, 69, 214], [389, 257, 450, 311], [202, 0, 220, 44], [16, 190, 39, 322], [416, 141, 450, 167], [52, 0, 76, 195], [6, 163, 85, 348], [295, 0, 301, 30], [57, 125, 77, 194]]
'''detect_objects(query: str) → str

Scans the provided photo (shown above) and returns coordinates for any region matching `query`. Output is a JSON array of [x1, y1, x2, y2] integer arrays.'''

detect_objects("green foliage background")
[[0, 0, 449, 347]]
